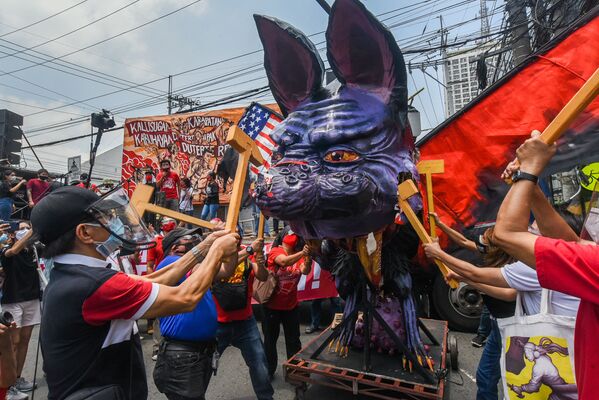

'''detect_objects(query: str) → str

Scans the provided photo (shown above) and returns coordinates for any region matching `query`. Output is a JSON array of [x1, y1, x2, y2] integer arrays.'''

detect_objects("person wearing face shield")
[[0, 222, 40, 398], [494, 130, 599, 400], [0, 170, 27, 222], [30, 185, 240, 400], [26, 169, 51, 208]]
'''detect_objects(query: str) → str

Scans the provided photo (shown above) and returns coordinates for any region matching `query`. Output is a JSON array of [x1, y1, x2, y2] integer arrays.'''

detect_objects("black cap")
[[162, 226, 203, 255], [31, 186, 100, 245]]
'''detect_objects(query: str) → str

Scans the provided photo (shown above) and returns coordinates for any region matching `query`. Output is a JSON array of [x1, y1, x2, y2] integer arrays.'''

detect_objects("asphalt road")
[[21, 306, 490, 400]]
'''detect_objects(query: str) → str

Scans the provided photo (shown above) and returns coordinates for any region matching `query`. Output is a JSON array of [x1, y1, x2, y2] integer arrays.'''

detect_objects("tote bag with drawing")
[[497, 289, 578, 400]]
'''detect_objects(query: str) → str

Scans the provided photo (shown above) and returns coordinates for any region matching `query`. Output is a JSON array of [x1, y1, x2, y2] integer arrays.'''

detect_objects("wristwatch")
[[511, 170, 538, 184], [245, 245, 254, 255]]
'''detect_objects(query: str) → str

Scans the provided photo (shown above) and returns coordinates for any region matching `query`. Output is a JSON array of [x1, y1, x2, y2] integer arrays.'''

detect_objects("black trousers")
[[261, 306, 301, 376], [153, 339, 214, 400]]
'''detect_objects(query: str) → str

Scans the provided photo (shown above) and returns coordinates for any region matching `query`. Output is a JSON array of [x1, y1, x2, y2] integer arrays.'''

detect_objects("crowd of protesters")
[[0, 133, 596, 400]]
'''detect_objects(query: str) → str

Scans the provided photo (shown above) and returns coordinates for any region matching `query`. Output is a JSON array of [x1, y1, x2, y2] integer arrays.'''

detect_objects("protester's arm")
[[530, 185, 579, 241], [274, 247, 309, 268], [0, 322, 16, 388], [3, 230, 34, 258], [26, 184, 34, 207], [246, 238, 268, 281], [495, 133, 556, 268], [430, 212, 477, 252], [132, 230, 229, 285], [8, 179, 26, 193], [423, 242, 510, 287], [143, 234, 239, 317], [447, 271, 517, 301]]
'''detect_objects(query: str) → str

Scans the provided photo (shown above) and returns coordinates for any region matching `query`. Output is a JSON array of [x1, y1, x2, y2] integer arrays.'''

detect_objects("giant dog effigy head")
[[254, 0, 420, 240]]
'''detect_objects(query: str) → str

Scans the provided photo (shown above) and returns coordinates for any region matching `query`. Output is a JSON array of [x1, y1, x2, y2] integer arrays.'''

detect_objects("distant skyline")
[[0, 0, 505, 175]]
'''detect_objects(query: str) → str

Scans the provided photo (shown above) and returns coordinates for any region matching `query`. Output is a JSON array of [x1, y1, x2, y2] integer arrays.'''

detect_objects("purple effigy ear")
[[254, 15, 324, 117], [326, 0, 407, 112]]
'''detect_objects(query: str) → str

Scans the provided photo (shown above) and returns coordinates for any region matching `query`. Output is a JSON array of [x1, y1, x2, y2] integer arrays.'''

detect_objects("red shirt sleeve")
[[82, 273, 154, 325], [267, 247, 286, 271], [535, 237, 599, 305]]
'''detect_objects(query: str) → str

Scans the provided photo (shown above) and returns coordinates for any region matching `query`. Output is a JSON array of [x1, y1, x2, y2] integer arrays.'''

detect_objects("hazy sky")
[[0, 0, 504, 177]]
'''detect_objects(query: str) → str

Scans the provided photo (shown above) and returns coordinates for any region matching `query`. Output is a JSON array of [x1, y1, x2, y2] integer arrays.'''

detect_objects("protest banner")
[[121, 107, 247, 203]]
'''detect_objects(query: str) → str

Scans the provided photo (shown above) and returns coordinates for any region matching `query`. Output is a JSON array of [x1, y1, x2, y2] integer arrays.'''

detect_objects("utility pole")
[[439, 16, 451, 118], [167, 75, 173, 115], [506, 0, 532, 65], [480, 0, 490, 36]]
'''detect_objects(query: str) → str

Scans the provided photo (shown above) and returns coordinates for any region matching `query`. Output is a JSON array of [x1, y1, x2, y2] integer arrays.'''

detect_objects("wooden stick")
[[224, 125, 264, 231], [257, 213, 266, 240], [131, 184, 215, 230], [417, 160, 445, 238], [506, 67, 599, 182], [397, 180, 459, 289]]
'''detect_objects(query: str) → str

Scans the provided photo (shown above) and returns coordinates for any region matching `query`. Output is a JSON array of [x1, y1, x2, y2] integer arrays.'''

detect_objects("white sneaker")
[[15, 377, 36, 392], [152, 354, 158, 361], [7, 386, 28, 400]]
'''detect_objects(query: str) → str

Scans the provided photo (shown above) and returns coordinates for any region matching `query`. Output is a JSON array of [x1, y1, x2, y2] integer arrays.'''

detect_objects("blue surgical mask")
[[89, 219, 125, 258], [0, 233, 8, 244]]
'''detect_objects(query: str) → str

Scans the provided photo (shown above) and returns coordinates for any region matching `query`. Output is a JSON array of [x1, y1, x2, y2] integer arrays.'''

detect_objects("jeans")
[[164, 198, 179, 211], [216, 317, 274, 400], [477, 305, 492, 337], [0, 197, 13, 221], [153, 340, 214, 400], [201, 203, 219, 221], [310, 297, 342, 329], [262, 306, 301, 376], [476, 319, 502, 400]]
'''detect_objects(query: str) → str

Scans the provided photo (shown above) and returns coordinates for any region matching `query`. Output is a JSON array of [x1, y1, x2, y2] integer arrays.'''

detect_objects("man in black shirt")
[[31, 186, 239, 399], [1, 221, 40, 397]]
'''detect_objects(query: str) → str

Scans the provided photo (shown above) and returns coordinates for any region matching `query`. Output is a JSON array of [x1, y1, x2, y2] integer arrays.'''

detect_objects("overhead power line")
[[0, 0, 141, 61], [0, 0, 91, 38], [0, 0, 204, 78]]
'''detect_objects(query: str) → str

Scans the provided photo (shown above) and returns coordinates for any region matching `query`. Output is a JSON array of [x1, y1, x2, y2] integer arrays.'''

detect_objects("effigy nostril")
[[297, 172, 308, 180], [299, 164, 310, 173], [285, 175, 299, 185], [280, 168, 291, 176], [342, 174, 353, 183]]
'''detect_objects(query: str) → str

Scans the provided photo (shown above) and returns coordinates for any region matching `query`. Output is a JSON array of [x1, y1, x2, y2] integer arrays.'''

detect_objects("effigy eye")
[[323, 150, 360, 163]]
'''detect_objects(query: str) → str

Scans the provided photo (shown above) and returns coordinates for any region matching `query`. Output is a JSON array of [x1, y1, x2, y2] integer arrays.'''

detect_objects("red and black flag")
[[418, 8, 599, 231]]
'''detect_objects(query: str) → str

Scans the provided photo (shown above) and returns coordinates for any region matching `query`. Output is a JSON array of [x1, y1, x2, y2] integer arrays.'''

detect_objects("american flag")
[[237, 103, 282, 176]]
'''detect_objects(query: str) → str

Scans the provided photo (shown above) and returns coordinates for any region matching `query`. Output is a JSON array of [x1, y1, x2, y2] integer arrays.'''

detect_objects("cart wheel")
[[448, 334, 459, 371], [294, 383, 307, 400]]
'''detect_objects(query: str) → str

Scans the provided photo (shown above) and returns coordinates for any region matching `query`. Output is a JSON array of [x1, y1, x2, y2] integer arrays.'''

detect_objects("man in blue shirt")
[[153, 226, 222, 400]]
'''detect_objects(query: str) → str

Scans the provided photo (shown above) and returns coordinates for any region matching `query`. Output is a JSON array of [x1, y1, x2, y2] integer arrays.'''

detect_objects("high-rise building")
[[443, 45, 499, 116]]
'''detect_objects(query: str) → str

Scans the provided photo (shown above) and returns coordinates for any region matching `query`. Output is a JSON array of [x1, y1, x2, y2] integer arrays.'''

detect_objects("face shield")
[[85, 187, 155, 250], [581, 190, 599, 243]]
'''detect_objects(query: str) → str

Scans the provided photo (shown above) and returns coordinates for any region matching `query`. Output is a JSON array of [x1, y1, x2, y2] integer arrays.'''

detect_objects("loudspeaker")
[[0, 110, 23, 127], [0, 110, 23, 165]]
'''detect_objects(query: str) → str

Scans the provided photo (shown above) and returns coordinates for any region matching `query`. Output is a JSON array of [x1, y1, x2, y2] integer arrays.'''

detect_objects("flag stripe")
[[259, 131, 277, 146]]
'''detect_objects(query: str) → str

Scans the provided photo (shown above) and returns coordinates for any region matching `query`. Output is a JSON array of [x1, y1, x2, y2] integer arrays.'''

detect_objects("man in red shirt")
[[212, 239, 274, 399], [26, 169, 51, 207], [156, 160, 180, 211], [494, 131, 597, 400]]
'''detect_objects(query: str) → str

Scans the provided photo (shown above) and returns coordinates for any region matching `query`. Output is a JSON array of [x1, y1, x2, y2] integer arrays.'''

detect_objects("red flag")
[[418, 10, 599, 231]]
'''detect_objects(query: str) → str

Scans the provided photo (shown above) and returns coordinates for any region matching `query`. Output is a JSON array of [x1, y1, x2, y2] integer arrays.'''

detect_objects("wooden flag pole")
[[397, 179, 459, 289], [225, 125, 264, 232], [417, 160, 445, 238], [130, 184, 215, 230], [506, 67, 599, 182]]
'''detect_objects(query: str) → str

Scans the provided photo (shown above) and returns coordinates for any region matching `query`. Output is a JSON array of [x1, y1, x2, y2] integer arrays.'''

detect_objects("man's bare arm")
[[530, 186, 579, 241]]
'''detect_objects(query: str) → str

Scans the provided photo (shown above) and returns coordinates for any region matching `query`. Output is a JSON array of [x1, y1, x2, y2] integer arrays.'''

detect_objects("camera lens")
[[0, 311, 13, 326]]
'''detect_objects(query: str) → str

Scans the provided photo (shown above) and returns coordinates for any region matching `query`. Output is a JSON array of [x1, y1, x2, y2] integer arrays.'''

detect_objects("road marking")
[[460, 368, 476, 383]]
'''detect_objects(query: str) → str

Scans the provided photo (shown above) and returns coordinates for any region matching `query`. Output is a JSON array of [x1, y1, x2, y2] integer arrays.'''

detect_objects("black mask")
[[39, 176, 49, 181]]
